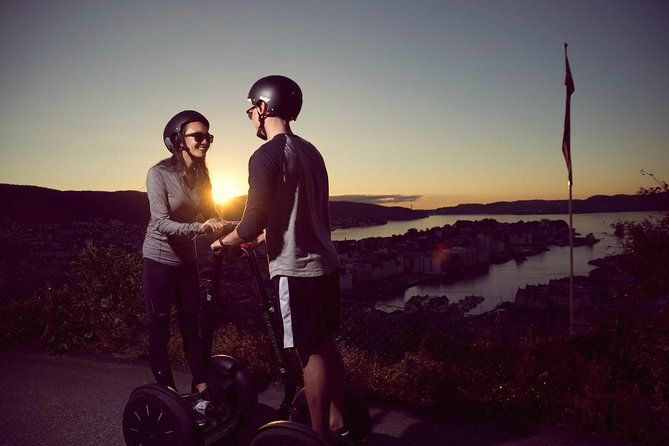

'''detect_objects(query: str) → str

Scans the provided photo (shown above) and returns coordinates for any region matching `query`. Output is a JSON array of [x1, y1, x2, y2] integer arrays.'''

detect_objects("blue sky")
[[1, 0, 667, 208]]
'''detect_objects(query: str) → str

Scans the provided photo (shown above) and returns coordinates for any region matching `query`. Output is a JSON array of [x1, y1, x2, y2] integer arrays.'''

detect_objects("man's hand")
[[210, 237, 225, 251], [210, 231, 265, 251]]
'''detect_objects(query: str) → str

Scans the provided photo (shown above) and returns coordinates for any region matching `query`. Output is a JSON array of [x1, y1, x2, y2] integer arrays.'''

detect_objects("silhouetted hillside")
[[329, 201, 427, 221], [433, 194, 665, 215], [0, 184, 427, 224], [1, 184, 150, 225], [218, 196, 427, 222], [4, 184, 659, 224]]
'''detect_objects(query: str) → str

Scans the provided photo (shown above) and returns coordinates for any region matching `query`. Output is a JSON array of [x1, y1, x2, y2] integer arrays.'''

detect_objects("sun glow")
[[211, 177, 244, 204]]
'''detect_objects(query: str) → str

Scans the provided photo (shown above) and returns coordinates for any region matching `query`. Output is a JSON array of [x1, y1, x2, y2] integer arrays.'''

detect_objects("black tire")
[[291, 386, 371, 445], [209, 355, 257, 413], [249, 421, 326, 446], [122, 387, 195, 446]]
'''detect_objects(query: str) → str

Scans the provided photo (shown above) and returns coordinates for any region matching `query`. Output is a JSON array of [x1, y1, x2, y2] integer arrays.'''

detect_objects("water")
[[332, 212, 665, 313]]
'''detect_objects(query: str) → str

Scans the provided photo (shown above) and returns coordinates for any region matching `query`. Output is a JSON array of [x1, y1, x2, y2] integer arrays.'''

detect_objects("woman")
[[142, 110, 225, 402]]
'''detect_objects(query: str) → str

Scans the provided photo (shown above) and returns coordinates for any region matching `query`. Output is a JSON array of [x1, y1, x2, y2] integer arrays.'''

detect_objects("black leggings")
[[142, 257, 207, 390]]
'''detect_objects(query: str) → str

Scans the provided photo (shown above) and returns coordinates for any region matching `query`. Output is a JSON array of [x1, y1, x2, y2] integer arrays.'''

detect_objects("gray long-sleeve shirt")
[[236, 133, 339, 278], [142, 161, 218, 266]]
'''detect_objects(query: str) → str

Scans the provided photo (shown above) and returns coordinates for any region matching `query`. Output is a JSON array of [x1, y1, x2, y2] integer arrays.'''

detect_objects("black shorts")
[[273, 270, 341, 360]]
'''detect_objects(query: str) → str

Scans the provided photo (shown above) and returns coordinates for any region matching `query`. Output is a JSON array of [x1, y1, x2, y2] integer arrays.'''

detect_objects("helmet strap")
[[174, 132, 185, 151], [181, 142, 204, 165], [256, 112, 268, 140], [175, 131, 199, 159]]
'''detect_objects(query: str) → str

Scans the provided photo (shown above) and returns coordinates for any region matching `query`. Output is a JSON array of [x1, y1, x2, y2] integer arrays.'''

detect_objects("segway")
[[123, 242, 371, 445], [122, 250, 257, 446], [240, 246, 372, 446]]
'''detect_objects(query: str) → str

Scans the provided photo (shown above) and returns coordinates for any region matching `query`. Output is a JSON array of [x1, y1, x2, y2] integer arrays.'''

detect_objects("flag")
[[562, 44, 575, 185]]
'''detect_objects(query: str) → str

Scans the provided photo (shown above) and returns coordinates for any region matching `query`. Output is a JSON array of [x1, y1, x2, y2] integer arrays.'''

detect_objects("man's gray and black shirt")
[[236, 134, 339, 278]]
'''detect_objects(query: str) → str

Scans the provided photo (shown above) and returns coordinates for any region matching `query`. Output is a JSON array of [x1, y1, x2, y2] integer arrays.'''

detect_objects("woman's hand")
[[202, 218, 231, 236]]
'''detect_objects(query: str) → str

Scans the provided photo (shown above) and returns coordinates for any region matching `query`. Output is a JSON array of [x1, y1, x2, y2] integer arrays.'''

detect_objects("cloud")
[[330, 194, 423, 205]]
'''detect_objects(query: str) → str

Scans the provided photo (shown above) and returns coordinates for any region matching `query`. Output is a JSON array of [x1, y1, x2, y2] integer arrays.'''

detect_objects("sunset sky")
[[1, 0, 667, 209]]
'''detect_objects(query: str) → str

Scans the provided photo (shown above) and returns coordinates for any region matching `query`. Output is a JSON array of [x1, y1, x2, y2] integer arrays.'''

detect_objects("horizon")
[[1, 1, 668, 208], [1, 181, 648, 211]]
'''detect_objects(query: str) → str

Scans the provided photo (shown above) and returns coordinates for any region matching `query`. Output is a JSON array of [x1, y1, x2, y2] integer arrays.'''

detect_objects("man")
[[211, 75, 351, 444]]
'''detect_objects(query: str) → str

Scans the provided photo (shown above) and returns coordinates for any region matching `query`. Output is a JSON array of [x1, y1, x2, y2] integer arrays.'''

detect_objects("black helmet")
[[247, 75, 303, 121], [163, 110, 209, 153]]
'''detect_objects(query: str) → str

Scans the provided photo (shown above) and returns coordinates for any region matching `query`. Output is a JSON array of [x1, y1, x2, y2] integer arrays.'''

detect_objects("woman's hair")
[[157, 151, 212, 199]]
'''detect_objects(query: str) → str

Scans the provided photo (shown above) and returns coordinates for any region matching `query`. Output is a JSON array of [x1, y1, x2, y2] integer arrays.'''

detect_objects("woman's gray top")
[[142, 161, 218, 266]]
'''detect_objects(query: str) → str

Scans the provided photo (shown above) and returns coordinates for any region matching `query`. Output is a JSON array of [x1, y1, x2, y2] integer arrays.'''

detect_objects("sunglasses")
[[246, 105, 256, 120], [183, 132, 214, 144]]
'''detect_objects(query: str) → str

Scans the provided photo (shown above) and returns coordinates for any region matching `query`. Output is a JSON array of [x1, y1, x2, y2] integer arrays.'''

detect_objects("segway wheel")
[[249, 421, 327, 446], [122, 386, 195, 446], [209, 355, 257, 414], [291, 386, 372, 445]]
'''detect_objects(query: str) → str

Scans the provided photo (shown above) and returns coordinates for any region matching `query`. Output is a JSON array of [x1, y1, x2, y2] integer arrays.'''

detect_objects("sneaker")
[[193, 398, 211, 416], [192, 388, 212, 415], [330, 426, 358, 446]]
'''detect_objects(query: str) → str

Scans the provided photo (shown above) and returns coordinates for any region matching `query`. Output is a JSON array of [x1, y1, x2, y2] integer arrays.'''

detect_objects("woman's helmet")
[[247, 75, 303, 121], [163, 110, 209, 153]]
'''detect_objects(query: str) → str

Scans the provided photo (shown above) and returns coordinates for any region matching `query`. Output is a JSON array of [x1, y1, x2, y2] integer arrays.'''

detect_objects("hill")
[[1, 184, 150, 225], [432, 194, 665, 215], [3, 184, 662, 225], [0, 184, 427, 224]]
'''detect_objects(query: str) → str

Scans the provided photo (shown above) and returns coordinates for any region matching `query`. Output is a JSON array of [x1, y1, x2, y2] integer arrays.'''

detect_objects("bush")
[[342, 321, 667, 444], [0, 291, 44, 350], [618, 215, 669, 303], [0, 246, 146, 353]]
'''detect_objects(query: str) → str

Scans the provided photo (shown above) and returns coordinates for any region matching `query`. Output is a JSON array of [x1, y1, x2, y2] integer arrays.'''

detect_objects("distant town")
[[0, 216, 606, 323]]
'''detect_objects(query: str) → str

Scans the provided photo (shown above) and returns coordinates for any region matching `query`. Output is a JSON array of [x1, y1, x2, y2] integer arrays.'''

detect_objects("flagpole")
[[569, 177, 574, 335], [563, 42, 575, 336]]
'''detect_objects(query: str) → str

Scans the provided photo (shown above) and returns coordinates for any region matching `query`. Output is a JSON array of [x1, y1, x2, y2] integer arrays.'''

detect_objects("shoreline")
[[342, 234, 600, 309], [331, 209, 666, 232]]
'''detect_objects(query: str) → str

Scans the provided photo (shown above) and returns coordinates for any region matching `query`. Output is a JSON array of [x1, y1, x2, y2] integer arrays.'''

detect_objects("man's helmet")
[[163, 110, 209, 153], [247, 75, 303, 121]]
